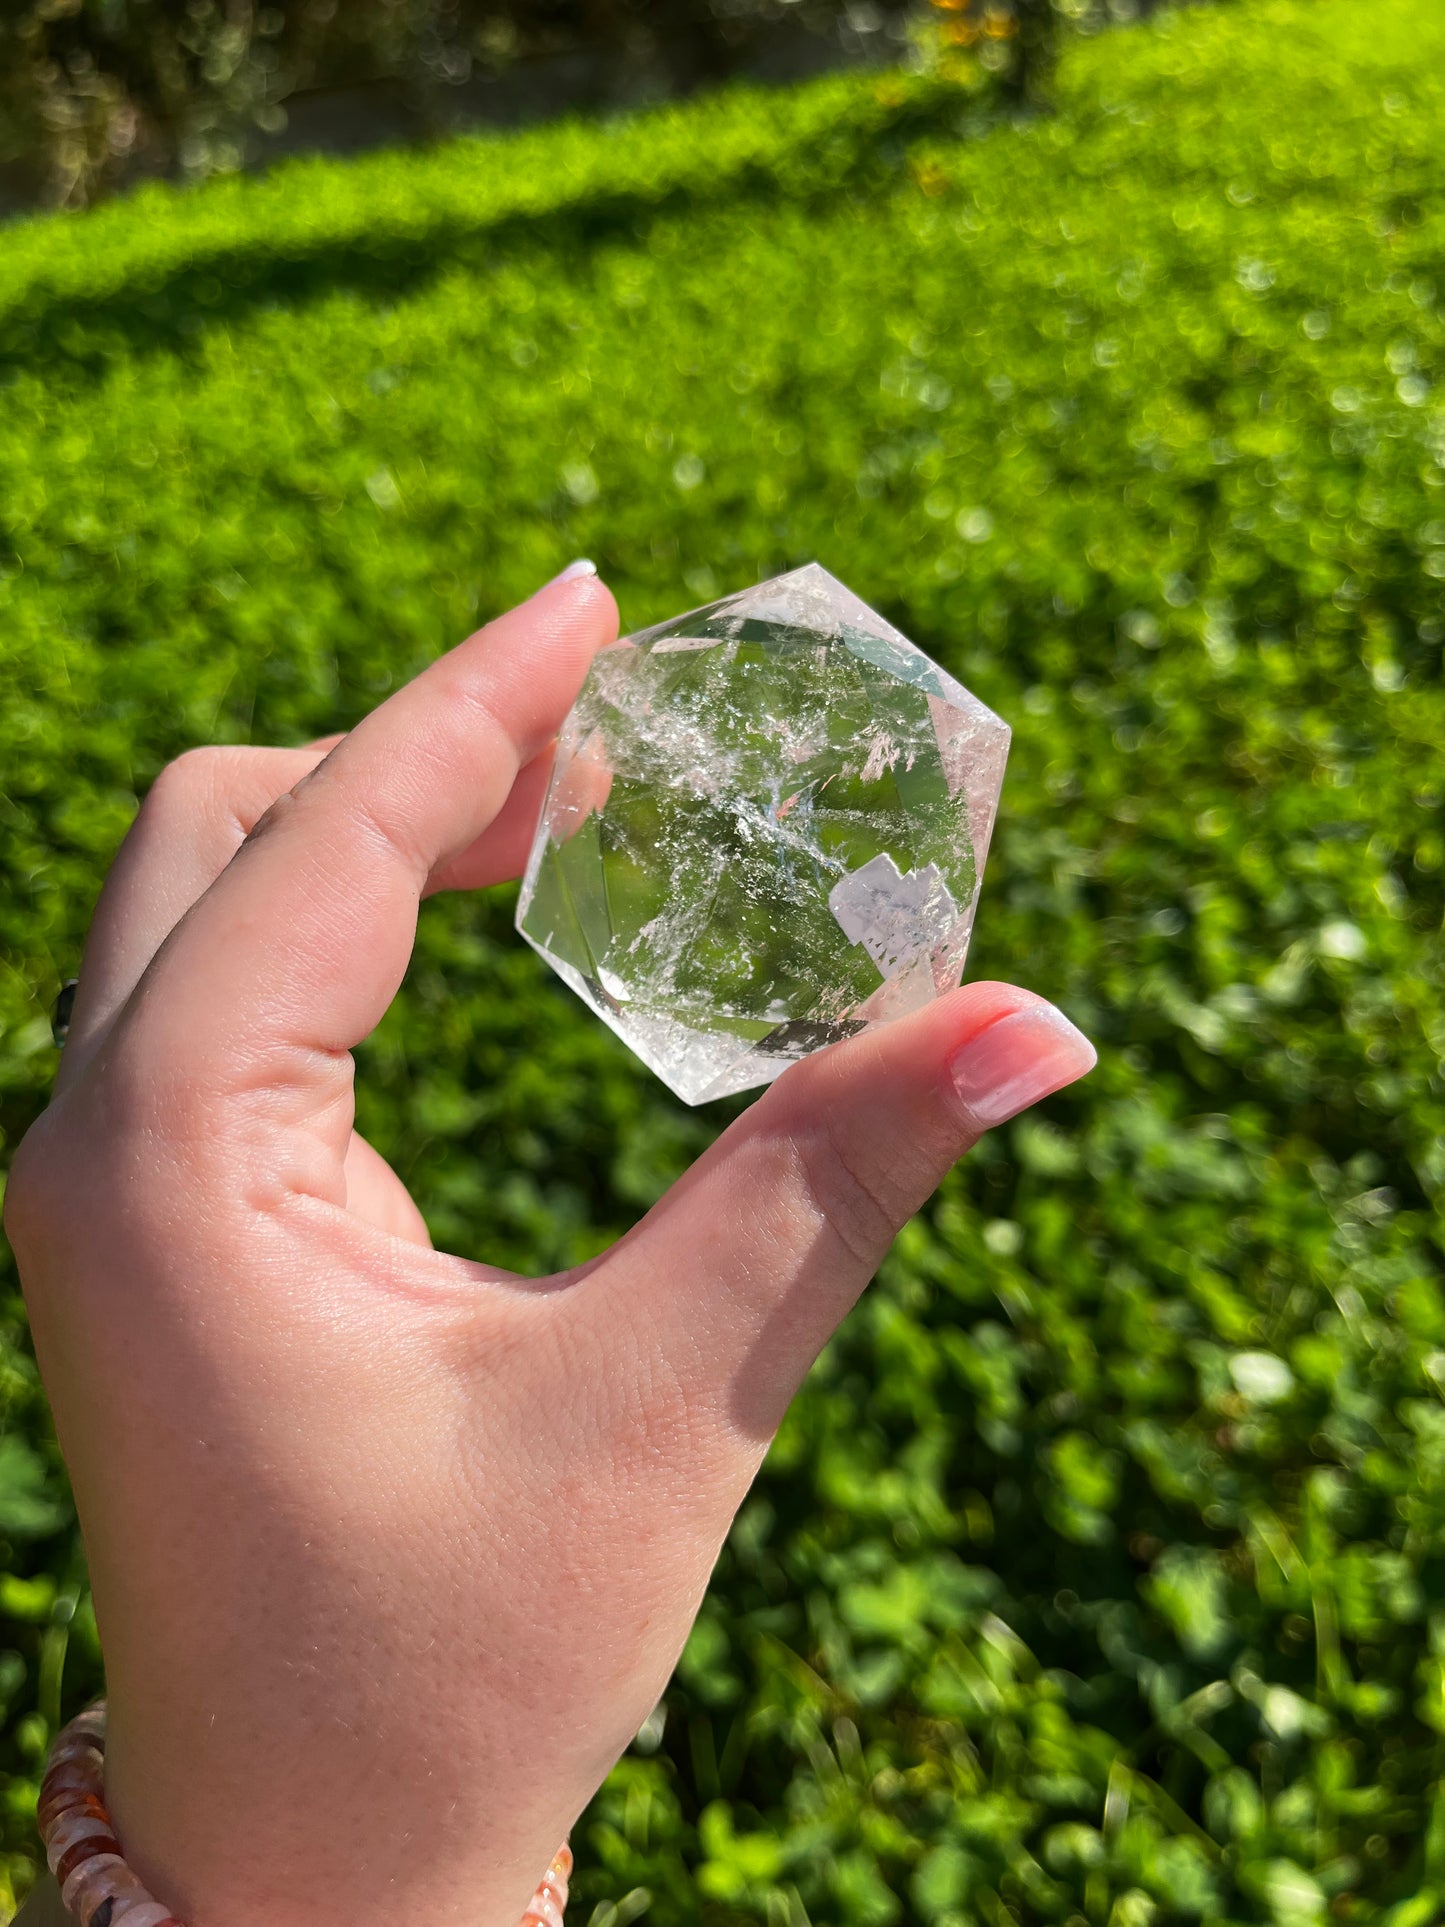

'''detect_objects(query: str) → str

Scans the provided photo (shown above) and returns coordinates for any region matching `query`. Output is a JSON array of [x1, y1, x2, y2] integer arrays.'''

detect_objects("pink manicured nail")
[[549, 558, 597, 585], [949, 1004, 1097, 1129]]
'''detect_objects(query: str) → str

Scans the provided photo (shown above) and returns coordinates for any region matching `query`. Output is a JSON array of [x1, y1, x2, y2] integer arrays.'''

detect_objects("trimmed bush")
[[3, 0, 1445, 1918]]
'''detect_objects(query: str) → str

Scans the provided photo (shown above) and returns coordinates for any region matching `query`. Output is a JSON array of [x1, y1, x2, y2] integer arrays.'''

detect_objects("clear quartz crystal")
[[516, 563, 1010, 1105]]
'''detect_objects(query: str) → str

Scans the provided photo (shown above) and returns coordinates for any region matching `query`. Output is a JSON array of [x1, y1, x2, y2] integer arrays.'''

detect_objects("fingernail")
[[949, 1004, 1097, 1130], [549, 558, 597, 585]]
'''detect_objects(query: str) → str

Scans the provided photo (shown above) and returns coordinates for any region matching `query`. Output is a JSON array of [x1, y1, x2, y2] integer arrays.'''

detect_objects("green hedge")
[[4, 1, 1445, 1919]]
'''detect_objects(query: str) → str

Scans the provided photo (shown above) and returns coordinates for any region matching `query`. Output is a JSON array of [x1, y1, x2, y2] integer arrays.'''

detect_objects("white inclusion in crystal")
[[859, 731, 899, 784], [829, 853, 960, 979]]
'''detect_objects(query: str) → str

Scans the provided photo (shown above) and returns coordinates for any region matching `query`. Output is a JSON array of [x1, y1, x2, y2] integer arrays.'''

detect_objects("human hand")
[[4, 568, 1096, 1927]]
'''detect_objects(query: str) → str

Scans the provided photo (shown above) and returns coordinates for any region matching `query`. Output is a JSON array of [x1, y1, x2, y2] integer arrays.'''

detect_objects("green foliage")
[[4, 0, 1445, 1918]]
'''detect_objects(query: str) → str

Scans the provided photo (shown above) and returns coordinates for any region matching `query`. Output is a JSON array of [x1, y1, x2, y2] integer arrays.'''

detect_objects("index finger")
[[114, 571, 618, 1107]]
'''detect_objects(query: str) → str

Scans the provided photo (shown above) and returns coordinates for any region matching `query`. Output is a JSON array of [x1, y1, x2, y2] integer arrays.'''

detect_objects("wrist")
[[40, 1704, 573, 1927]]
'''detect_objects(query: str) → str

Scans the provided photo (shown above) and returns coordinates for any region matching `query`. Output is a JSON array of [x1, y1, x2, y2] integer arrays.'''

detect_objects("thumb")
[[584, 982, 1096, 1448]]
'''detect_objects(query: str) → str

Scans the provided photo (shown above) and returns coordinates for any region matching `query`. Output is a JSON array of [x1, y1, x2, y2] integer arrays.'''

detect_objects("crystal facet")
[[516, 563, 1010, 1105]]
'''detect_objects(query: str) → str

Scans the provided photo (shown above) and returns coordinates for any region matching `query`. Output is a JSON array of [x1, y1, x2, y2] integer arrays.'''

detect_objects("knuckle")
[[788, 1109, 901, 1274], [241, 781, 304, 848], [1, 1115, 56, 1266], [347, 787, 429, 880], [142, 745, 227, 820], [0, 1100, 138, 1279]]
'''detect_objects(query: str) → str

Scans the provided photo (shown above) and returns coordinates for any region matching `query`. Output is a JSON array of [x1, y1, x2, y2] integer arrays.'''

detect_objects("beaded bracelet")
[[38, 1704, 572, 1927]]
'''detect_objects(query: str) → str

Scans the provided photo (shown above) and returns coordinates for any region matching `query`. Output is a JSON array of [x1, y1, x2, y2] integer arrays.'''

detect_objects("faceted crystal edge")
[[621, 561, 876, 654], [516, 924, 785, 1107], [625, 561, 1013, 743]]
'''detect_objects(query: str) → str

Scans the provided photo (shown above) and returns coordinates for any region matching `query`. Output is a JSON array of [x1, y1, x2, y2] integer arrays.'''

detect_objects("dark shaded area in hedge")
[[3, 0, 1055, 211]]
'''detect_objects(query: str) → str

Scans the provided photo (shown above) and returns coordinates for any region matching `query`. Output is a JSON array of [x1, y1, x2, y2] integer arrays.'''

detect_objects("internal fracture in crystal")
[[516, 563, 1011, 1105]]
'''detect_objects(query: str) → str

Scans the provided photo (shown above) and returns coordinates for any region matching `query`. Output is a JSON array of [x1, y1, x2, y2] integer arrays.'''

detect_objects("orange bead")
[[55, 1833, 123, 1887], [46, 1811, 115, 1875], [38, 1789, 108, 1833], [40, 1771, 104, 1817]]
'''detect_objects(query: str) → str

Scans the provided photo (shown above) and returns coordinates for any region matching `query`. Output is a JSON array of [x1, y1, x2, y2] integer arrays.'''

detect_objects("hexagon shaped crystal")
[[516, 564, 1010, 1105]]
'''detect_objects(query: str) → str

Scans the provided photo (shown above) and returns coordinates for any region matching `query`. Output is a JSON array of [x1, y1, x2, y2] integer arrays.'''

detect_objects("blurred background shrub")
[[4, 0, 1445, 1922], [0, 0, 1131, 213]]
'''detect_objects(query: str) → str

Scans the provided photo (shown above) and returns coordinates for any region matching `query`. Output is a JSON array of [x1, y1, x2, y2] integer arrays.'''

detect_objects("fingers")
[[58, 740, 343, 1083], [585, 982, 1096, 1450], [426, 745, 561, 895], [109, 573, 617, 1119], [58, 736, 563, 1091]]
